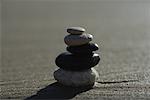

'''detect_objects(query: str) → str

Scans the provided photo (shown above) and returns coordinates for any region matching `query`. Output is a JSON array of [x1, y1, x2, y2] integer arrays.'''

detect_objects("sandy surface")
[[1, 0, 150, 99]]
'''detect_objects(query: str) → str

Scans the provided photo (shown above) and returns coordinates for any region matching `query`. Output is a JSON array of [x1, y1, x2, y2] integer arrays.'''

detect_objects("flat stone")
[[64, 33, 93, 46], [53, 68, 99, 87], [67, 27, 85, 35], [55, 52, 100, 71], [67, 43, 99, 54]]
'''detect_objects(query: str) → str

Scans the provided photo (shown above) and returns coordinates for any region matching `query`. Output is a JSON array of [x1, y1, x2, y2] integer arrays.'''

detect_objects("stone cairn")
[[54, 27, 100, 87]]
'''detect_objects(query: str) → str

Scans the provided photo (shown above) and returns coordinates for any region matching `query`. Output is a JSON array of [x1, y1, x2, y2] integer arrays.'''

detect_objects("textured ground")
[[1, 0, 150, 99]]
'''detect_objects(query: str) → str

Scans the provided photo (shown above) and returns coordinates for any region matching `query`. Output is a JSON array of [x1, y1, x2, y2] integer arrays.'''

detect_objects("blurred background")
[[1, 0, 150, 98]]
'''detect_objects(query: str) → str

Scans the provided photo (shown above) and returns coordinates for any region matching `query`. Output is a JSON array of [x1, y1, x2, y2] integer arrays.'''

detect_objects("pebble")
[[67, 43, 99, 54], [67, 27, 85, 35], [64, 33, 93, 46], [55, 52, 100, 71], [54, 68, 99, 87]]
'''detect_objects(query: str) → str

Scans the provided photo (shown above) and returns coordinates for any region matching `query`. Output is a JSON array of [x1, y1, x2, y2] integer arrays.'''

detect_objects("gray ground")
[[1, 0, 150, 99]]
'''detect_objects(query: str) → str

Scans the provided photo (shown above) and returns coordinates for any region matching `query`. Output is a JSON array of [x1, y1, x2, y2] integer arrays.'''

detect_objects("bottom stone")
[[53, 68, 99, 87]]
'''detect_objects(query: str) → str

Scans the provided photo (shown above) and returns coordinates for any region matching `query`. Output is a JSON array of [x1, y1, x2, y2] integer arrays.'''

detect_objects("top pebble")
[[67, 27, 85, 35]]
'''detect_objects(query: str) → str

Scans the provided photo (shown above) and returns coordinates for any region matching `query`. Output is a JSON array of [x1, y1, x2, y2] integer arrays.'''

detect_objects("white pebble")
[[53, 68, 99, 87], [67, 27, 85, 35]]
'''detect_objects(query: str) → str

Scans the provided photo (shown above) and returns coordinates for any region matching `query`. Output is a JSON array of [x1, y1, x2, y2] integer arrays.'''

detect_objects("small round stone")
[[67, 27, 85, 35], [64, 33, 93, 46], [67, 43, 99, 54], [55, 52, 100, 71], [53, 68, 99, 87]]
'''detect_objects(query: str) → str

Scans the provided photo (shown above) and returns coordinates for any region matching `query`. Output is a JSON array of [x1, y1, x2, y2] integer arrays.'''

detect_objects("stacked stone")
[[54, 27, 100, 87]]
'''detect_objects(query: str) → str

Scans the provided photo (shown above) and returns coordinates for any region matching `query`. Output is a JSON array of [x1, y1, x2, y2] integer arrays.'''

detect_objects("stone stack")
[[54, 27, 100, 87]]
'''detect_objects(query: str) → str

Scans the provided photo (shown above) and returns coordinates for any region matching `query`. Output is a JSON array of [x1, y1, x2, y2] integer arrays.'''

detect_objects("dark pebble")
[[55, 52, 100, 71], [66, 43, 99, 54], [64, 33, 93, 46]]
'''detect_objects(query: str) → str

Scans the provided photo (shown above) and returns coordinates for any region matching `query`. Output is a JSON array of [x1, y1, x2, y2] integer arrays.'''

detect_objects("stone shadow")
[[25, 82, 92, 99]]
